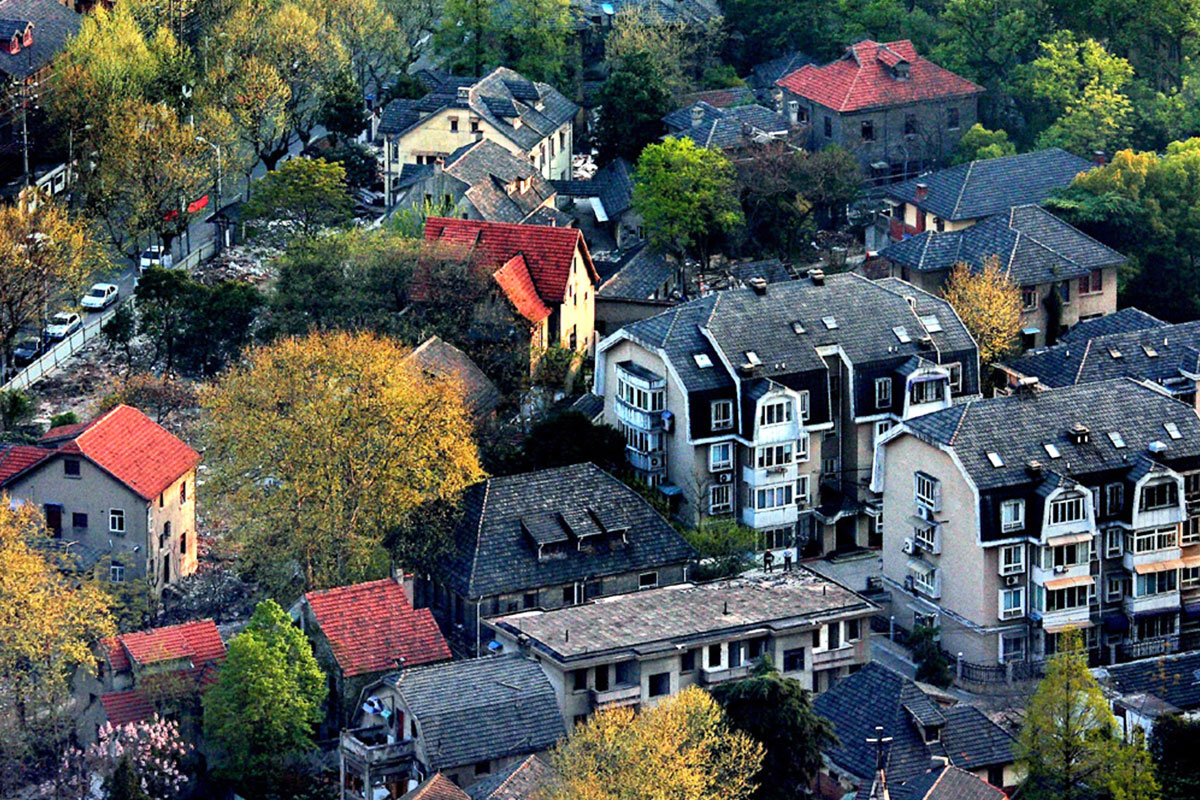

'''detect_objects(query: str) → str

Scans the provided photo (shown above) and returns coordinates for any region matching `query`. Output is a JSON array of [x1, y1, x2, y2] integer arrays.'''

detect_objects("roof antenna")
[[866, 725, 893, 770]]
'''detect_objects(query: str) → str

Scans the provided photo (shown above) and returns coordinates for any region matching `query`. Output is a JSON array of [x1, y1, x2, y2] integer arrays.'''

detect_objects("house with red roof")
[[74, 619, 226, 744], [423, 217, 598, 366], [293, 578, 451, 731], [776, 40, 983, 181], [1, 404, 200, 591]]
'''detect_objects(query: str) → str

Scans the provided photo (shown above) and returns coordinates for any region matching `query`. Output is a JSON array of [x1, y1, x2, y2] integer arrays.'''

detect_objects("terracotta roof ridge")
[[1004, 230, 1019, 277], [468, 477, 492, 596], [488, 753, 538, 799], [1074, 339, 1092, 385], [948, 401, 971, 446], [951, 160, 974, 218]]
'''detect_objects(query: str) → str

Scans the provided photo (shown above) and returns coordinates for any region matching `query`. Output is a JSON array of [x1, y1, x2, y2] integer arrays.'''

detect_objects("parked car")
[[45, 312, 82, 340], [139, 246, 173, 272], [13, 336, 43, 366], [81, 283, 119, 310]]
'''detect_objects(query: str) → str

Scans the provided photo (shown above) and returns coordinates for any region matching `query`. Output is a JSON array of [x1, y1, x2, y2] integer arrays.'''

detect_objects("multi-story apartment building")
[[775, 40, 983, 182], [377, 68, 576, 205], [594, 272, 979, 556], [873, 378, 1200, 666], [486, 569, 878, 726]]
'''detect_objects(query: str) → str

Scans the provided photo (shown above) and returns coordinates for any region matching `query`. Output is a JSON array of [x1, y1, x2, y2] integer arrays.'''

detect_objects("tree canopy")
[[940, 256, 1022, 365], [243, 156, 355, 237]]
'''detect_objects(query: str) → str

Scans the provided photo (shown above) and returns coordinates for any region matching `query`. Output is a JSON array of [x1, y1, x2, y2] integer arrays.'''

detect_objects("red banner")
[[187, 194, 210, 214]]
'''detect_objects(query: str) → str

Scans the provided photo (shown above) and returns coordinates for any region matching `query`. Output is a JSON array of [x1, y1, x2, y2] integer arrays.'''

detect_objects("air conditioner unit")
[[717, 472, 732, 484], [917, 505, 934, 522], [1005, 575, 1020, 587], [1053, 565, 1067, 574], [902, 538, 915, 554], [649, 456, 662, 468]]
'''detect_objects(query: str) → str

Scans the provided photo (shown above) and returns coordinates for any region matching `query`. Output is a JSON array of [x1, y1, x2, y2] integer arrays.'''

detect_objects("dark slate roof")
[[597, 242, 674, 300], [386, 654, 565, 771], [620, 273, 975, 395], [0, 0, 78, 79], [813, 663, 1014, 785], [568, 392, 605, 422], [750, 50, 816, 91], [551, 158, 634, 218], [998, 320, 1200, 389], [1098, 649, 1200, 712], [881, 204, 1125, 286], [728, 258, 792, 285], [440, 139, 557, 225], [523, 205, 575, 227], [1060, 307, 1166, 345], [380, 67, 577, 154], [441, 462, 695, 599], [901, 765, 1007, 800], [679, 86, 755, 108], [406, 335, 502, 422], [902, 378, 1200, 490], [883, 149, 1094, 221], [466, 754, 551, 800], [662, 102, 790, 149], [576, 0, 721, 25]]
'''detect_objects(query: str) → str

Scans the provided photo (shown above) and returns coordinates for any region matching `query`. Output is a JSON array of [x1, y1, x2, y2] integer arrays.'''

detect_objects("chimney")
[[456, 85, 470, 103], [1025, 460, 1044, 478], [433, 156, 444, 174], [809, 268, 825, 286], [786, 99, 798, 126], [690, 105, 705, 127], [1093, 150, 1107, 166], [918, 336, 933, 350], [1068, 423, 1090, 444], [747, 276, 768, 295], [914, 182, 928, 201]]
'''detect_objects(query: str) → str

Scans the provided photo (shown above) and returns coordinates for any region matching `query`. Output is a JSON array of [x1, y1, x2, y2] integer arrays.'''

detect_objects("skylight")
[[1143, 344, 1159, 358], [1108, 431, 1127, 449], [986, 451, 1004, 468], [1109, 347, 1123, 359], [1165, 422, 1182, 440], [745, 351, 762, 366], [822, 316, 838, 330], [919, 314, 943, 333], [693, 353, 713, 368], [893, 326, 911, 343], [1044, 443, 1061, 459], [791, 321, 806, 335]]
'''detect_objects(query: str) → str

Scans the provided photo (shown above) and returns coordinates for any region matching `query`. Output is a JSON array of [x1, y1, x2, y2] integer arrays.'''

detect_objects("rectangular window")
[[109, 563, 125, 583], [783, 647, 805, 672], [1106, 574, 1124, 601], [763, 527, 791, 549], [1046, 585, 1089, 611], [795, 475, 811, 508], [1050, 495, 1085, 525], [915, 473, 938, 509], [914, 524, 936, 552], [875, 420, 894, 444], [904, 114, 917, 135], [798, 390, 810, 420], [759, 400, 793, 427], [755, 485, 794, 510], [1136, 570, 1178, 596], [1000, 587, 1024, 619], [1106, 483, 1124, 515], [823, 456, 838, 475], [710, 485, 732, 514], [945, 363, 962, 393], [712, 400, 733, 431], [1079, 270, 1103, 295], [828, 621, 842, 649], [1183, 516, 1200, 545], [572, 669, 587, 692], [875, 377, 891, 408], [947, 107, 960, 129], [72, 512, 88, 529], [180, 481, 187, 505], [756, 443, 794, 469], [1127, 527, 1179, 554], [648, 672, 670, 697], [912, 565, 937, 597], [861, 120, 874, 141], [616, 375, 665, 412], [796, 435, 810, 463], [847, 618, 861, 641], [1137, 614, 1177, 640], [639, 571, 658, 589], [63, 459, 81, 477], [1183, 566, 1200, 589], [523, 592, 536, 609], [109, 508, 125, 534], [1001, 500, 1025, 533], [1141, 481, 1179, 511], [563, 586, 576, 604], [824, 116, 832, 138], [449, 117, 459, 132], [708, 643, 723, 667], [1021, 287, 1037, 311], [710, 443, 733, 471], [594, 666, 609, 691], [1000, 544, 1024, 575]]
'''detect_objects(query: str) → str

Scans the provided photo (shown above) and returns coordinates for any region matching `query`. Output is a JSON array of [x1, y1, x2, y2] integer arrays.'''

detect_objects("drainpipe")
[[476, 598, 482, 656]]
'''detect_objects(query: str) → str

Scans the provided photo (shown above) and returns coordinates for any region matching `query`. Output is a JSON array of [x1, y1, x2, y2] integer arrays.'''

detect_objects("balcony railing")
[[699, 663, 754, 686], [590, 683, 641, 708], [340, 727, 416, 766], [1120, 635, 1180, 661], [1123, 591, 1181, 617]]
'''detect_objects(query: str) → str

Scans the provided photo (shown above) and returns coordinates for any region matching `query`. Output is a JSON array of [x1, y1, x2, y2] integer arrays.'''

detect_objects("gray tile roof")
[[406, 336, 502, 422], [576, 0, 721, 25], [999, 320, 1200, 389], [441, 463, 695, 600], [551, 158, 634, 218], [883, 149, 1094, 222], [813, 663, 1014, 786], [386, 654, 565, 771], [379, 67, 577, 155], [901, 765, 1007, 800], [466, 754, 551, 800], [443, 139, 556, 224], [597, 242, 674, 300], [1096, 649, 1200, 712], [567, 392, 605, 422], [490, 569, 877, 661], [881, 204, 1125, 287], [1059, 307, 1166, 345], [750, 50, 816, 91], [663, 102, 791, 150], [902, 378, 1200, 491], [728, 258, 792, 285], [0, 0, 78, 80], [522, 205, 575, 227]]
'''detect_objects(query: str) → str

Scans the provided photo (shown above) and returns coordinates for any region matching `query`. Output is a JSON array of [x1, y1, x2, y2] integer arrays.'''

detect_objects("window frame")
[[947, 106, 960, 129], [109, 508, 125, 534], [861, 120, 875, 142], [945, 363, 962, 393], [1049, 494, 1085, 525], [795, 474, 811, 508], [63, 459, 81, 478], [1001, 499, 1025, 533], [709, 442, 733, 472], [1141, 481, 1179, 512], [875, 377, 892, 408], [709, 484, 733, 515], [915, 472, 938, 509], [638, 571, 659, 590], [755, 484, 794, 510], [1106, 574, 1124, 601], [711, 400, 733, 431], [759, 399, 793, 427], [1000, 587, 1024, 619], [1000, 544, 1024, 575]]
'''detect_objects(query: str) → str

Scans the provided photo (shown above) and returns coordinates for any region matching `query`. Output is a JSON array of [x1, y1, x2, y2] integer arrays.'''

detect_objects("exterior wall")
[[1019, 268, 1118, 349], [595, 298, 675, 338], [555, 246, 596, 354], [148, 469, 197, 585]]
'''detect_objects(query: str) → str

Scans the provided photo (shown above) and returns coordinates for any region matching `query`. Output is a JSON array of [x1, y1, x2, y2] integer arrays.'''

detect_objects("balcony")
[[615, 401, 664, 431], [813, 644, 863, 669], [741, 504, 799, 530], [626, 447, 665, 473], [1124, 591, 1181, 618], [699, 663, 754, 686], [1032, 605, 1092, 631], [1123, 548, 1183, 573], [1030, 562, 1090, 588], [340, 727, 416, 767], [742, 463, 798, 486], [590, 683, 641, 709]]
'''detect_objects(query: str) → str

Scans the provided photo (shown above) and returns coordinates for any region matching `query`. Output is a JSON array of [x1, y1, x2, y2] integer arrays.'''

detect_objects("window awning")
[[1046, 532, 1093, 547], [907, 558, 934, 577], [1043, 620, 1094, 634], [1133, 559, 1184, 575], [1044, 574, 1093, 590]]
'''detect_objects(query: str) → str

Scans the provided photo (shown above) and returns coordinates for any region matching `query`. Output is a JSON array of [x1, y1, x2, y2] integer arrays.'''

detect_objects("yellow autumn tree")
[[543, 686, 765, 800], [941, 256, 1023, 365], [0, 501, 115, 785], [201, 331, 484, 599]]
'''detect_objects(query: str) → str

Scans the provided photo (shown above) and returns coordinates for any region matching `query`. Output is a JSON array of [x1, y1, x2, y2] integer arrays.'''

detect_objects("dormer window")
[[1141, 481, 1179, 512], [909, 377, 943, 405], [760, 400, 792, 427], [1049, 494, 1086, 525], [923, 724, 940, 743], [893, 63, 910, 81]]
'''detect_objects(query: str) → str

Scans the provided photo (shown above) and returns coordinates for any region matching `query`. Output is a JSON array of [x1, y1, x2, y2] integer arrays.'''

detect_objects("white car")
[[139, 246, 173, 272], [81, 283, 119, 310], [45, 312, 82, 340]]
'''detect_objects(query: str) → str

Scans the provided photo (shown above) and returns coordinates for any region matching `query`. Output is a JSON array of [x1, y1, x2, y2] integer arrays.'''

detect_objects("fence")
[[872, 613, 1047, 686]]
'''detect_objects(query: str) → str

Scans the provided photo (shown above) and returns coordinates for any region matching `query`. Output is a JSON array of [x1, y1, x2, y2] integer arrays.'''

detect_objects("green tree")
[[908, 624, 952, 687], [134, 267, 194, 373], [520, 411, 626, 473], [244, 157, 355, 237], [325, 142, 378, 189], [683, 519, 757, 580], [595, 52, 674, 164], [1150, 714, 1200, 800], [496, 0, 572, 83], [1018, 628, 1160, 800], [316, 68, 366, 144], [721, 0, 838, 71], [434, 0, 497, 76], [102, 303, 137, 374], [178, 280, 264, 376], [710, 658, 838, 800], [203, 599, 327, 785], [950, 123, 1018, 164], [104, 758, 149, 800], [0, 389, 33, 433], [634, 138, 744, 274]]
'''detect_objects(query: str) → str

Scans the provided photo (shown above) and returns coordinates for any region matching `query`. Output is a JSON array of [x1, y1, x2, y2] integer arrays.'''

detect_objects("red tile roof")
[[777, 40, 982, 113], [101, 690, 156, 726], [424, 217, 598, 314], [493, 254, 553, 322], [107, 619, 226, 670], [0, 443, 50, 485], [401, 774, 471, 800], [39, 405, 200, 500], [304, 579, 451, 678]]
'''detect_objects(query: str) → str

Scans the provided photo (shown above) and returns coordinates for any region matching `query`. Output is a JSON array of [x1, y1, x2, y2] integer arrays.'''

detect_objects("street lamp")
[[195, 135, 223, 252]]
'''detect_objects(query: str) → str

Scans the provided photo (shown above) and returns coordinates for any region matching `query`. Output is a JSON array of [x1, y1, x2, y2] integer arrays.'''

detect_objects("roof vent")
[[456, 85, 470, 102], [809, 268, 825, 286], [738, 362, 756, 376], [1025, 460, 1044, 478], [918, 335, 933, 350], [1068, 423, 1090, 444], [1148, 440, 1168, 454], [791, 321, 806, 335], [747, 276, 768, 295]]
